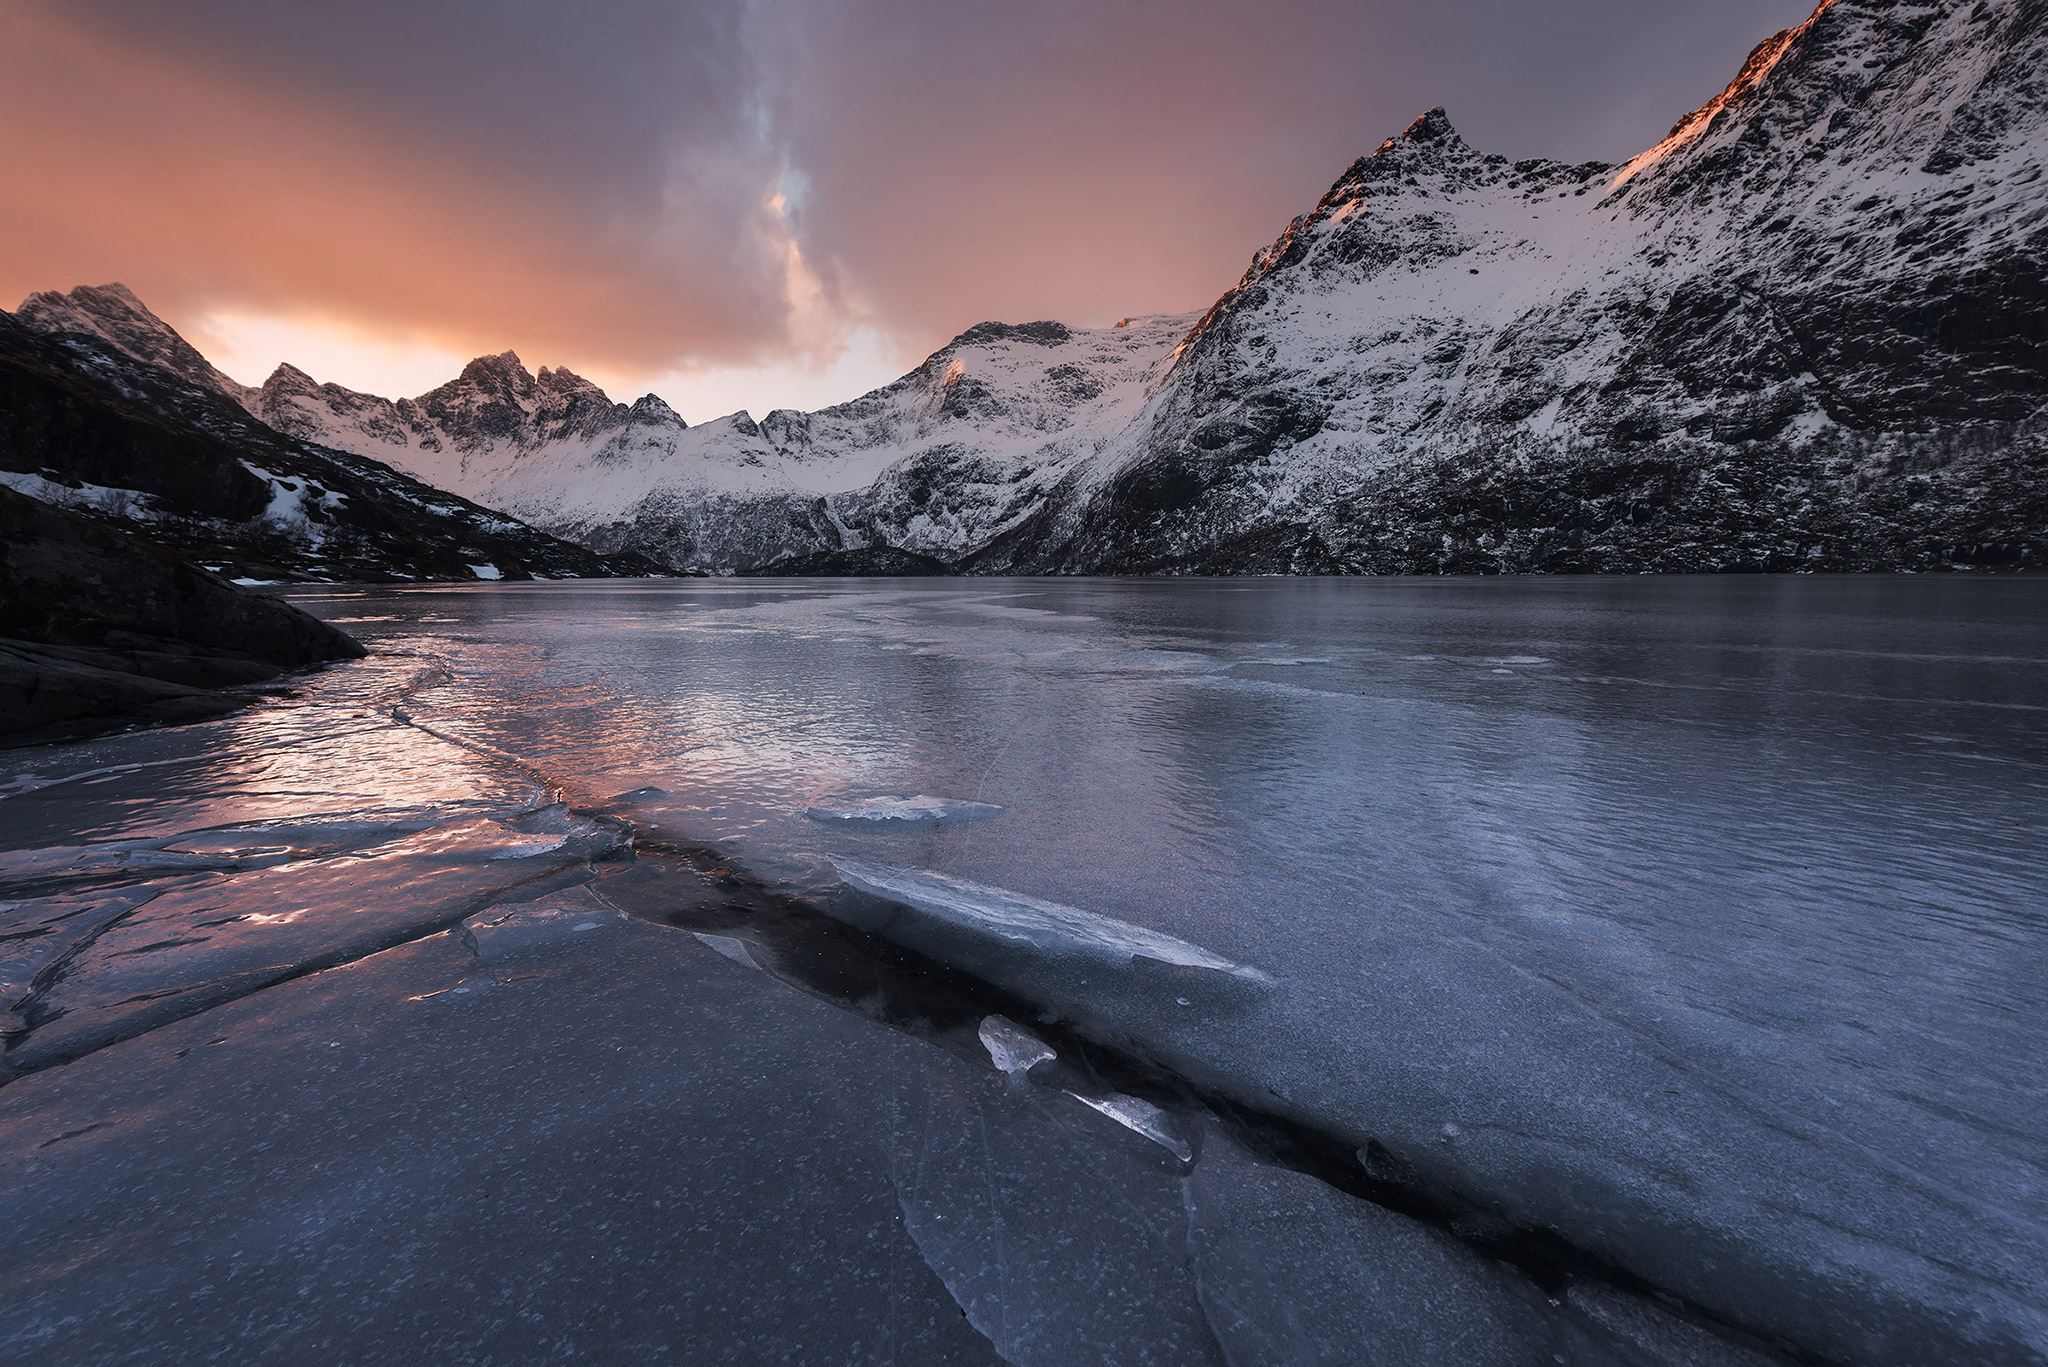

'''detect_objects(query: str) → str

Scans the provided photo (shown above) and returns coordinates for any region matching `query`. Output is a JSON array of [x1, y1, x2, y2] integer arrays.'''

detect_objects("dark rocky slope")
[[0, 488, 364, 744]]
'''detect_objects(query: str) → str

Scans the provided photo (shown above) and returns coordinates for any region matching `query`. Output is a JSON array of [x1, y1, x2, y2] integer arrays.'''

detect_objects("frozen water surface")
[[3, 575, 2043, 1364]]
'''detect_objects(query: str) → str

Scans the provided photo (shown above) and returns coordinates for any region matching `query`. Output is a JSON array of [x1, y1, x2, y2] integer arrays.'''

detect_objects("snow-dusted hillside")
[[14, 0, 2043, 574]]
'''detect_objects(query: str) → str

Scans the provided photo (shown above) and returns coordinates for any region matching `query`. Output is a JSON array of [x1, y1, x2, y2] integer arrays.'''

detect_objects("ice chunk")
[[977, 1014, 1054, 1074], [1068, 1092, 1192, 1162], [804, 794, 1002, 825], [464, 893, 624, 963], [487, 837, 568, 861], [693, 933, 762, 970], [831, 858, 1267, 980]]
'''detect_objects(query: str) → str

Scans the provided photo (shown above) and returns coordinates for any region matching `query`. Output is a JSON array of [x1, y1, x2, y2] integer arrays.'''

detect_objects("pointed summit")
[[1368, 106, 1472, 161], [457, 350, 531, 386], [1397, 107, 1458, 145], [13, 282, 253, 402]]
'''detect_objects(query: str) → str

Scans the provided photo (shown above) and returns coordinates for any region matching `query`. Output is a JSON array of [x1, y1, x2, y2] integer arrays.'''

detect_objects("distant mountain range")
[[9, 0, 2044, 575], [0, 301, 654, 584]]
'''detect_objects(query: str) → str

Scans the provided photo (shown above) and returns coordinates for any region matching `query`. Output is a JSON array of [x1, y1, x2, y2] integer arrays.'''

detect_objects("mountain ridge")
[[13, 0, 2044, 575]]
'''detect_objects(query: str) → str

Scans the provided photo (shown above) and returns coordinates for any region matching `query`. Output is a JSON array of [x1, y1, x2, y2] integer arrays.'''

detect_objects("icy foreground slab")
[[0, 806, 627, 1076], [805, 794, 1002, 825], [462, 889, 627, 962], [0, 914, 1006, 1364], [831, 858, 1268, 980]]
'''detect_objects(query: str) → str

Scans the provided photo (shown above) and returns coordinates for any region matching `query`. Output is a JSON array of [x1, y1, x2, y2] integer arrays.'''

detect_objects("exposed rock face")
[[15, 0, 2043, 575], [0, 309, 657, 583], [0, 487, 364, 743]]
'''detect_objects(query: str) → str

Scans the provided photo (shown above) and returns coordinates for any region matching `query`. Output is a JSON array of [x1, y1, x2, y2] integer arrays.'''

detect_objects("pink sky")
[[0, 0, 1814, 420]]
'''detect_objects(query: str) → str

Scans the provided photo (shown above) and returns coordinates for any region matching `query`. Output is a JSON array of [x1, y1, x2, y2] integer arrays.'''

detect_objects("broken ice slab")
[[0, 842, 249, 883], [0, 819, 457, 891], [0, 903, 1005, 1365], [693, 933, 763, 970], [886, 1064, 1226, 1366], [0, 891, 162, 1010], [978, 1014, 1055, 1074], [463, 888, 627, 963], [1182, 1127, 1557, 1366], [1067, 1092, 1193, 1163], [1, 810, 618, 1076], [830, 858, 1268, 981], [804, 794, 1002, 825]]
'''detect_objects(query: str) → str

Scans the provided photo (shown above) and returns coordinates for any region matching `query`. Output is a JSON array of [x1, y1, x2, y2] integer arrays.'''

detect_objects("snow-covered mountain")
[[243, 314, 1194, 572], [16, 0, 2044, 574], [979, 0, 2048, 572]]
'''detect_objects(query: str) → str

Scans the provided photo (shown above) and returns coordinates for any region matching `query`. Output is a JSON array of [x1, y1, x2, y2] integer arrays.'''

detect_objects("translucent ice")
[[464, 892, 624, 962], [1068, 1093, 1192, 1163], [831, 858, 1267, 980], [977, 1014, 1055, 1074], [693, 933, 763, 970]]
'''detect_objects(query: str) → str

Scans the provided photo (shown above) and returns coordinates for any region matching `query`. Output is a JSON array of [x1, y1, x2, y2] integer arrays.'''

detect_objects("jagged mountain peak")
[[629, 393, 685, 426], [943, 321, 1075, 351], [1612, 0, 2048, 205], [1390, 105, 1460, 148], [451, 349, 535, 396], [14, 282, 252, 401], [536, 364, 604, 396]]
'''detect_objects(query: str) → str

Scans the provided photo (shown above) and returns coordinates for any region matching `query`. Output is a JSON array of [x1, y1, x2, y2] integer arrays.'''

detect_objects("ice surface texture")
[[10, 576, 2042, 1366]]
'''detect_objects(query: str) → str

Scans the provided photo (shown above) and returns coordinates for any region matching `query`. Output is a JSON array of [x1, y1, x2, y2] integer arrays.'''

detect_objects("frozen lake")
[[4, 575, 2044, 1364]]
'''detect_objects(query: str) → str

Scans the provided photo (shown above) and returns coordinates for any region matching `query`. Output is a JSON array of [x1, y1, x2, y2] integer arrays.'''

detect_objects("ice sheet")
[[16, 574, 2033, 1365]]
